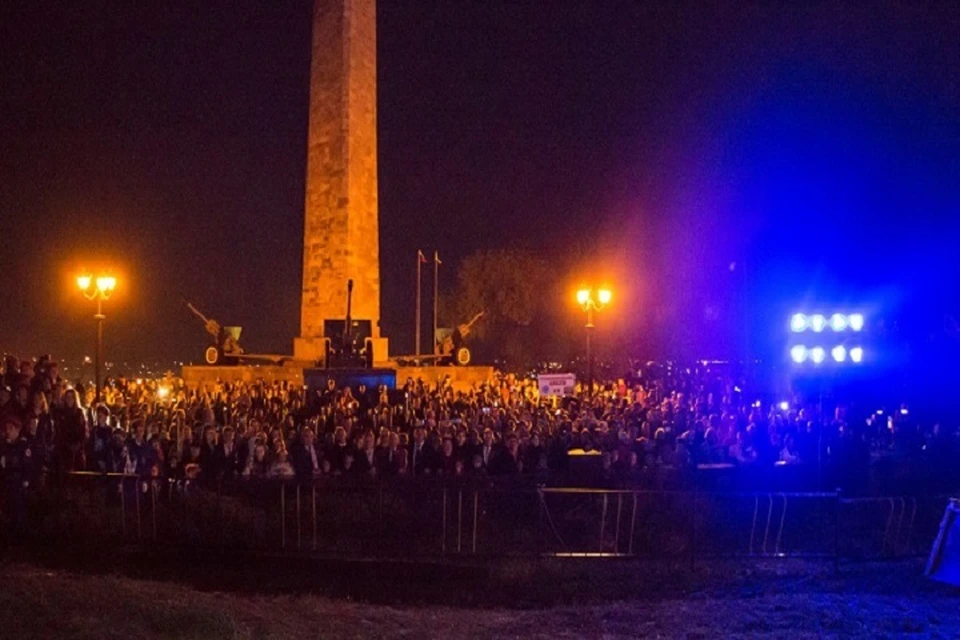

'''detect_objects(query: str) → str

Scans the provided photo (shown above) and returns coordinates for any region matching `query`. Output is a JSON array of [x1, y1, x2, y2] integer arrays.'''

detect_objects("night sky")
[[1, 1, 958, 369]]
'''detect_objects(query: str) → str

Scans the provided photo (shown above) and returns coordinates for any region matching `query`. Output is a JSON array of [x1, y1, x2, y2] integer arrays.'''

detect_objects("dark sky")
[[1, 1, 958, 368]]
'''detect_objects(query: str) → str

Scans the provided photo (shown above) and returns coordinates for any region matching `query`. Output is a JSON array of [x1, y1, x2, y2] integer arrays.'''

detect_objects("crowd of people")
[[0, 354, 957, 498]]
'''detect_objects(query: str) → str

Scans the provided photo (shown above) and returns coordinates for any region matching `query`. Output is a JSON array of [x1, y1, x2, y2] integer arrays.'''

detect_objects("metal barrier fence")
[[5, 472, 953, 563]]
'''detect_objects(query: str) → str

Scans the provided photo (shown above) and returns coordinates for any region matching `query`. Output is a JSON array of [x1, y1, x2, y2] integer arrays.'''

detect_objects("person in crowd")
[[354, 430, 377, 477], [490, 433, 522, 475], [268, 448, 295, 479], [216, 426, 240, 482], [0, 415, 33, 532], [55, 388, 87, 472], [291, 426, 323, 480], [91, 404, 114, 472], [409, 425, 435, 476], [437, 436, 458, 476], [375, 431, 403, 477]]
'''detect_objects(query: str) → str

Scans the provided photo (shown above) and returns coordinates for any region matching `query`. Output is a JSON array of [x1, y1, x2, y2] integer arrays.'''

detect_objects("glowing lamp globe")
[[848, 314, 864, 332], [790, 345, 807, 363], [830, 314, 848, 331], [576, 289, 590, 306], [849, 347, 863, 363], [810, 347, 826, 364], [77, 275, 92, 291], [831, 345, 847, 362], [597, 289, 612, 306], [96, 276, 117, 292], [790, 314, 807, 332]]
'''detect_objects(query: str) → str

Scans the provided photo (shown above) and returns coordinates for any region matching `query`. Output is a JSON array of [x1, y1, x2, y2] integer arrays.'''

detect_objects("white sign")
[[537, 373, 576, 397]]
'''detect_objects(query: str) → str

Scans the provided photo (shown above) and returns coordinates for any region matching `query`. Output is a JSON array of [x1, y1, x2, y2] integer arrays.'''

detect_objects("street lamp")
[[77, 272, 117, 402], [576, 286, 612, 396]]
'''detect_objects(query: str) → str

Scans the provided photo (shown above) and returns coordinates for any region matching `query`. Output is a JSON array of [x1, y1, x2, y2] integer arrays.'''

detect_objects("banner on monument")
[[537, 373, 576, 397]]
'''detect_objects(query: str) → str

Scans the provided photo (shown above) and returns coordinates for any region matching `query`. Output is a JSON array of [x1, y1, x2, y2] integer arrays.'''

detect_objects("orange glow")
[[597, 288, 612, 305], [576, 289, 591, 305], [77, 274, 92, 291]]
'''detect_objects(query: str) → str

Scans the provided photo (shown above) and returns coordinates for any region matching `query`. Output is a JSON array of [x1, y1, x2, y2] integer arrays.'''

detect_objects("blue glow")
[[810, 314, 826, 332], [790, 345, 807, 363], [810, 347, 826, 364], [849, 346, 863, 363], [790, 313, 807, 332], [830, 313, 848, 331], [831, 345, 847, 362], [848, 313, 864, 331], [778, 401, 789, 411]]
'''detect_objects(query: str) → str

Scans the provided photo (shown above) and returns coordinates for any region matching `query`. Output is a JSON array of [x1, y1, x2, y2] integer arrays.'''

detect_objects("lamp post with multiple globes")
[[76, 273, 117, 402], [575, 287, 612, 396]]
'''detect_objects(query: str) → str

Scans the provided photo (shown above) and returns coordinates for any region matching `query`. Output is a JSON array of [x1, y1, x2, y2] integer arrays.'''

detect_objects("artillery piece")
[[184, 301, 286, 365], [435, 311, 484, 365], [394, 311, 484, 366]]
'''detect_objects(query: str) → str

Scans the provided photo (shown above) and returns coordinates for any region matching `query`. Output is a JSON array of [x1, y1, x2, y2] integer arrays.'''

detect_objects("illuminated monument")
[[294, 0, 387, 364]]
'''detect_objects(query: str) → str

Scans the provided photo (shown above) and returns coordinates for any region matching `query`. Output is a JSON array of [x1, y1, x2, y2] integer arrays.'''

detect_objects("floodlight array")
[[790, 313, 864, 333], [789, 344, 864, 364]]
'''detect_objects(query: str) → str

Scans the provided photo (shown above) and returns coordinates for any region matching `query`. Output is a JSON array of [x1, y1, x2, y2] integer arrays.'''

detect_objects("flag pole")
[[433, 251, 440, 355], [415, 250, 423, 356]]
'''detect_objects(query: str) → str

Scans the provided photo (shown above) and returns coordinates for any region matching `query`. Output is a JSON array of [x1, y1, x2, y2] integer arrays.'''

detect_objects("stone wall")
[[181, 365, 305, 390]]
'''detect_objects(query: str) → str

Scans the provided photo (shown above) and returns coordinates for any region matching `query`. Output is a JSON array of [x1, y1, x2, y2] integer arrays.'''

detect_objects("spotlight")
[[849, 347, 863, 363], [830, 313, 848, 331], [810, 347, 826, 364], [810, 314, 826, 332], [831, 345, 847, 362], [848, 314, 864, 331], [790, 314, 807, 332], [790, 345, 807, 363], [778, 401, 789, 411]]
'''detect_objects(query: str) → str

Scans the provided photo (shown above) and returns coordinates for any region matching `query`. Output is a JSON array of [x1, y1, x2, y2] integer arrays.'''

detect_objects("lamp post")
[[576, 287, 612, 396], [77, 273, 117, 402]]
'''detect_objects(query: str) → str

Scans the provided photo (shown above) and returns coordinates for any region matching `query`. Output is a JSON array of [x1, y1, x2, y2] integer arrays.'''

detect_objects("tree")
[[444, 250, 552, 368]]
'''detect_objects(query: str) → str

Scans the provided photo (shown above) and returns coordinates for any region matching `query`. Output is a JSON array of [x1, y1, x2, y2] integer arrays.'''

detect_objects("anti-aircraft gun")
[[184, 301, 287, 365], [435, 311, 485, 365], [394, 311, 484, 366], [185, 302, 244, 365]]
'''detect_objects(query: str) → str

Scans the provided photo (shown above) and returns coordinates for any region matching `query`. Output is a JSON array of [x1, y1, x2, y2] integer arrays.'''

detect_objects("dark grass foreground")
[[0, 552, 958, 639]]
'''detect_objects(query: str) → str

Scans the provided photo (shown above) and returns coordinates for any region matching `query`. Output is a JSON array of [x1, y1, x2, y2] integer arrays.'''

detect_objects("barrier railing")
[[1, 472, 953, 564]]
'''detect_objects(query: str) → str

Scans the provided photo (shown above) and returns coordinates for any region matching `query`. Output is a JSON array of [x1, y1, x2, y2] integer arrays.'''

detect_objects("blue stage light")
[[778, 401, 789, 411], [790, 345, 807, 363], [810, 314, 826, 332], [848, 314, 864, 331], [849, 347, 863, 363], [810, 347, 826, 364], [830, 313, 848, 331], [790, 313, 807, 332], [831, 345, 847, 362]]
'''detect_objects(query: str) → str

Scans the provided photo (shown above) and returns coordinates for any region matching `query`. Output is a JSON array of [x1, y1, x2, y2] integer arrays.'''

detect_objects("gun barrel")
[[186, 302, 209, 323]]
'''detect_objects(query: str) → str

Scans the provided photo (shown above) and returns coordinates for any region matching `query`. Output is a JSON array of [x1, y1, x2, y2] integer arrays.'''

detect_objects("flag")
[[418, 250, 427, 264], [434, 251, 441, 265]]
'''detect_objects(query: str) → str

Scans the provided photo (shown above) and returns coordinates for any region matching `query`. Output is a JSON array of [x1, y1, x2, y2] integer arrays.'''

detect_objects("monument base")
[[181, 363, 495, 393], [181, 364, 307, 389], [394, 365, 495, 392], [293, 336, 390, 366]]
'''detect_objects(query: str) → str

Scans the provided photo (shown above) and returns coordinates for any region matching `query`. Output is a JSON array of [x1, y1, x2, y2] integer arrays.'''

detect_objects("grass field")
[[0, 555, 957, 639]]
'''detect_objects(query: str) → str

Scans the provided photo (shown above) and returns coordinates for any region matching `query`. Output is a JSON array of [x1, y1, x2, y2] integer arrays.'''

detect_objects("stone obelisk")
[[294, 0, 387, 363]]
